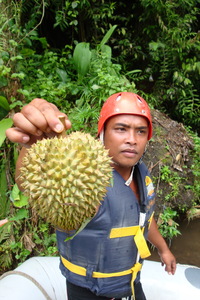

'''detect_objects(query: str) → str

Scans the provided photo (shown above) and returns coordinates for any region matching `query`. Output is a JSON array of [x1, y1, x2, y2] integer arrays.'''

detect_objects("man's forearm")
[[15, 147, 28, 191], [147, 218, 169, 253]]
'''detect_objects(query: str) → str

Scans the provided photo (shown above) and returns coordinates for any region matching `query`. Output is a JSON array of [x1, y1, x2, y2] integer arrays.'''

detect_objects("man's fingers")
[[29, 98, 66, 132], [30, 99, 72, 132], [20, 104, 53, 133], [13, 111, 43, 136], [164, 260, 176, 275], [6, 98, 71, 146], [41, 112, 71, 134], [0, 219, 8, 227], [6, 127, 30, 144], [31, 98, 59, 112], [171, 261, 177, 275], [21, 101, 71, 133]]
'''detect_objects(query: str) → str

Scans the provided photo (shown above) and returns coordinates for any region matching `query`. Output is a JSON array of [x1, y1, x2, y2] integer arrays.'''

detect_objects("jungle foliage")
[[0, 0, 199, 272]]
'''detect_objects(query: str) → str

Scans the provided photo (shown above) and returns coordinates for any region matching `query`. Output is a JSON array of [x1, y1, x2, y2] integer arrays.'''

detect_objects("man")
[[6, 92, 176, 300]]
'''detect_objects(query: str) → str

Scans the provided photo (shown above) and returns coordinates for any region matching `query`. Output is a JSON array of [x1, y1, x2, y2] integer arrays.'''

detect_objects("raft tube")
[[141, 260, 200, 300], [0, 257, 200, 299]]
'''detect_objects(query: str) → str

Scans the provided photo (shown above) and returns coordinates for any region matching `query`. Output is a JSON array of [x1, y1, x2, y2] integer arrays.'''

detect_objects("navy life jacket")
[[56, 162, 155, 298]]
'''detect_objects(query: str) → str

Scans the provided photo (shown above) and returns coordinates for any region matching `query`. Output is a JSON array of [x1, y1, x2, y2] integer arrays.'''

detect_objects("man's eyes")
[[115, 127, 126, 131], [114, 127, 148, 134], [138, 129, 146, 134]]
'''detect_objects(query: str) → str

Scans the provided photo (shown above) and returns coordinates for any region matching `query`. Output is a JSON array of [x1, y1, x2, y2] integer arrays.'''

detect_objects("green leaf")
[[0, 166, 9, 218], [126, 70, 142, 75], [0, 96, 10, 111], [72, 1, 78, 9], [149, 41, 165, 51], [20, 48, 35, 56], [10, 55, 23, 61], [9, 208, 29, 221], [56, 68, 68, 82], [0, 51, 9, 61], [0, 118, 13, 147], [0, 221, 11, 243], [65, 218, 92, 241], [99, 25, 117, 48], [13, 144, 19, 166], [10, 184, 28, 208], [0, 76, 8, 88], [100, 45, 112, 60], [0, 107, 8, 121], [11, 72, 25, 79], [73, 42, 92, 77]]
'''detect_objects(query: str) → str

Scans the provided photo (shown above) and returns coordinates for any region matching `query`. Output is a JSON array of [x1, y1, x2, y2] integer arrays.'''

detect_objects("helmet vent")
[[116, 95, 121, 101], [142, 110, 146, 114], [137, 96, 142, 103]]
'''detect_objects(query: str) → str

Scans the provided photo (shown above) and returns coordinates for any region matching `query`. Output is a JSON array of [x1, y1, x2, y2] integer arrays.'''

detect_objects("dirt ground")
[[143, 109, 195, 217]]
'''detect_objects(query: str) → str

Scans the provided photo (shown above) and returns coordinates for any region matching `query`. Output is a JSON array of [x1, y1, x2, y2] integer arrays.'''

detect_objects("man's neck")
[[113, 164, 133, 182]]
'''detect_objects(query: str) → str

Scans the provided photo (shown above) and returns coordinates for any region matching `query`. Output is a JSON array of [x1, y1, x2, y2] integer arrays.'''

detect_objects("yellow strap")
[[62, 223, 151, 296], [109, 226, 140, 238], [110, 226, 150, 259], [134, 227, 151, 259], [61, 257, 86, 276], [130, 263, 142, 300], [61, 256, 142, 300], [61, 256, 133, 278]]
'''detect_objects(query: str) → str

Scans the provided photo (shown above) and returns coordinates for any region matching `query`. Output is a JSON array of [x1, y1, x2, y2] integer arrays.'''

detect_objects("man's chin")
[[111, 160, 137, 170]]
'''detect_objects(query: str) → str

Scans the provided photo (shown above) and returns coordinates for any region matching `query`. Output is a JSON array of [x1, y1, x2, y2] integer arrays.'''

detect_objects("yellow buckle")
[[110, 226, 151, 259]]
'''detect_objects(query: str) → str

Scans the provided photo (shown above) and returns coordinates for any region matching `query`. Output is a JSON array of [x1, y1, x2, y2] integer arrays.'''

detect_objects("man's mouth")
[[121, 148, 138, 157]]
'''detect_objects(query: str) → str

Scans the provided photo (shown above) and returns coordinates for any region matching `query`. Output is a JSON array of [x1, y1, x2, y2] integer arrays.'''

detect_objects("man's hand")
[[159, 248, 177, 275], [148, 218, 177, 275], [6, 98, 71, 147], [0, 219, 8, 227]]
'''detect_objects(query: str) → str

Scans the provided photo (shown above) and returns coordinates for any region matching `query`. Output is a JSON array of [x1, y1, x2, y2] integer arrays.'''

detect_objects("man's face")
[[104, 114, 149, 172]]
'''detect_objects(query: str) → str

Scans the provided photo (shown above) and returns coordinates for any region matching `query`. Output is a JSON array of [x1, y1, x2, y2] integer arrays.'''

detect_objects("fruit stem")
[[58, 116, 67, 138]]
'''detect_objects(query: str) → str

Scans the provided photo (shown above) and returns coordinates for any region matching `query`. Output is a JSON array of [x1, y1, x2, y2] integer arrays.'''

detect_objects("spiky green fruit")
[[20, 132, 112, 230]]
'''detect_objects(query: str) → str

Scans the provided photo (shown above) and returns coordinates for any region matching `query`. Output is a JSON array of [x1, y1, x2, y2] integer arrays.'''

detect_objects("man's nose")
[[126, 130, 137, 144]]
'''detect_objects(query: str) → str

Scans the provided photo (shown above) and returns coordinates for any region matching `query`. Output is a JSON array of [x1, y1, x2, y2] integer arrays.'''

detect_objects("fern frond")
[[0, 251, 13, 270], [0, 223, 11, 243]]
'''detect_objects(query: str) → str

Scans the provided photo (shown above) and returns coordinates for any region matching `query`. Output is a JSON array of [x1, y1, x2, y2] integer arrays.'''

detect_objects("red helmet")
[[98, 92, 153, 140]]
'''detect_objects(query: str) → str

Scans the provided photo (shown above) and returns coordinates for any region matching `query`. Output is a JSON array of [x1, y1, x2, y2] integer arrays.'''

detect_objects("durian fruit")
[[20, 131, 112, 231]]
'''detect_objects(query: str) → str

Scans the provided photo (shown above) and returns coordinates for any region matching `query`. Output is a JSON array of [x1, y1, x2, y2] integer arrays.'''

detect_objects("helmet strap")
[[125, 166, 135, 186], [99, 129, 104, 144]]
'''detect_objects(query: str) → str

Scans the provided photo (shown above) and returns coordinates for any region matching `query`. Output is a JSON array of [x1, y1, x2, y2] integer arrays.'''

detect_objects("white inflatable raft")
[[0, 257, 199, 299]]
